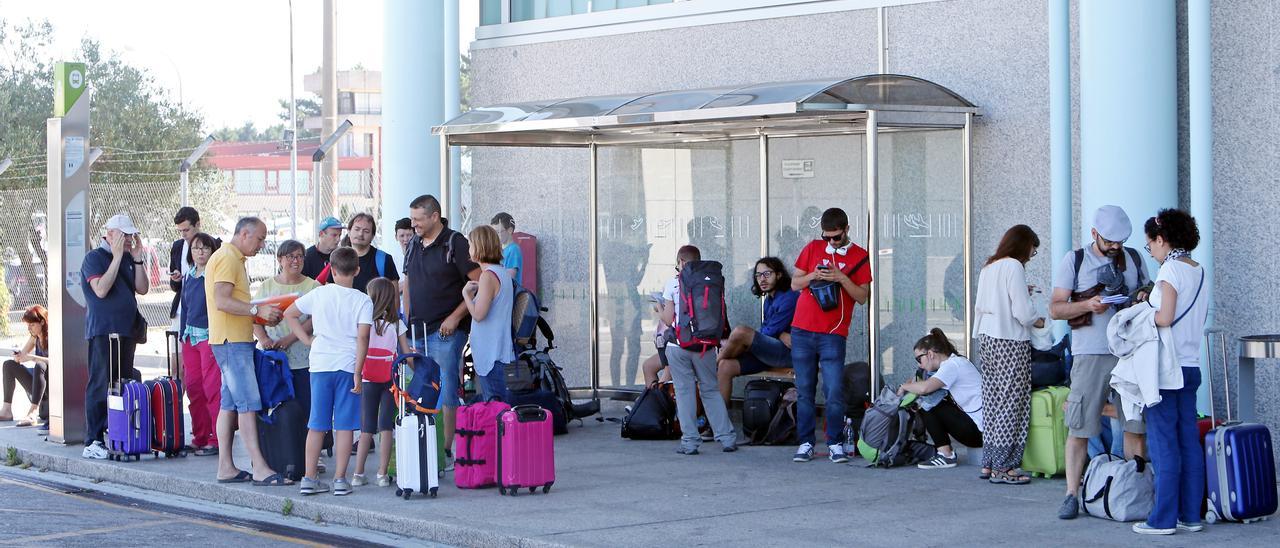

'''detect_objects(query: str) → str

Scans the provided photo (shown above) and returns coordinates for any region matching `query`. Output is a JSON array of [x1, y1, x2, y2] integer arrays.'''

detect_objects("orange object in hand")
[[251, 293, 300, 325]]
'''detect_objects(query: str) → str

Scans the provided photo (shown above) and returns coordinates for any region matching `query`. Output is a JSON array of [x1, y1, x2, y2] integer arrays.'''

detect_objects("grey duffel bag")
[[1081, 453, 1155, 522]]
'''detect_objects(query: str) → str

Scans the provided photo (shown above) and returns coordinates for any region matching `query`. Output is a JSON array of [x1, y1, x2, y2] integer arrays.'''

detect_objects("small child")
[[353, 277, 413, 487], [285, 247, 372, 496]]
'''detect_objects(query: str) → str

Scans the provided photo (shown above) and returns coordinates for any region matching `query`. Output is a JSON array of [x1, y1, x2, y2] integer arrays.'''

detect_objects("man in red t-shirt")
[[788, 207, 872, 463]]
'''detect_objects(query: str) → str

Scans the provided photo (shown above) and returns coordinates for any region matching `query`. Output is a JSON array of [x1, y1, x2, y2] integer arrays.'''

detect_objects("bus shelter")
[[433, 74, 980, 397]]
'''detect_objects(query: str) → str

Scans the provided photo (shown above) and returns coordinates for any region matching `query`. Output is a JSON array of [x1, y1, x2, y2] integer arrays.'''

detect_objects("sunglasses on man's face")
[[821, 232, 845, 242]]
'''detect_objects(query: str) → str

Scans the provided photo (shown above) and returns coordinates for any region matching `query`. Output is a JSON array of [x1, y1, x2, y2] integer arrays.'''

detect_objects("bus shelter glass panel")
[[595, 141, 761, 390], [875, 129, 967, 388], [465, 146, 593, 388], [766, 135, 869, 364]]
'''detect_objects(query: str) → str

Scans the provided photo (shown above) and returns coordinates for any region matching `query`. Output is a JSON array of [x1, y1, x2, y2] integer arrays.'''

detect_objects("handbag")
[[503, 359, 537, 393], [131, 310, 149, 344]]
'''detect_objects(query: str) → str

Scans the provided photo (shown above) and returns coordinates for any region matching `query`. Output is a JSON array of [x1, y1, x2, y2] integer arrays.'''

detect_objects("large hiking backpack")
[[675, 261, 728, 350], [621, 382, 678, 440], [857, 387, 934, 468], [743, 379, 794, 444], [524, 346, 601, 422], [510, 278, 550, 351]]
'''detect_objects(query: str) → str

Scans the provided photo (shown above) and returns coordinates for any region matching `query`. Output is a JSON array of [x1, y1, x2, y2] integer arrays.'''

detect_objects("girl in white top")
[[899, 328, 984, 470], [971, 224, 1044, 485], [1133, 209, 1208, 535]]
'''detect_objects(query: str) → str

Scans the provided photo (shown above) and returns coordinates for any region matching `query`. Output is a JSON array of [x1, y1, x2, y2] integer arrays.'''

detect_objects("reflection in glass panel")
[[766, 135, 869, 365], [819, 75, 974, 108], [876, 130, 966, 389], [480, 0, 502, 25], [702, 79, 844, 110], [465, 147, 592, 388], [596, 141, 760, 389]]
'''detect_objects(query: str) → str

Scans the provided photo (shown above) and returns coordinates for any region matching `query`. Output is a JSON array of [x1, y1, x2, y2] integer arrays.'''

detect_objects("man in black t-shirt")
[[345, 213, 399, 292], [302, 216, 344, 281], [402, 195, 479, 467]]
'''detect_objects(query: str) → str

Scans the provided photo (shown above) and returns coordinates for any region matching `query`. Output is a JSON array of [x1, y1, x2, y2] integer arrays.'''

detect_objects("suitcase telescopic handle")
[[110, 333, 122, 387], [1204, 326, 1232, 425]]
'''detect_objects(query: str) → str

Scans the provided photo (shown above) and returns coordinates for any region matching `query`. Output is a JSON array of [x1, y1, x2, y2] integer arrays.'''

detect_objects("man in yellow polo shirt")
[[207, 216, 287, 486]]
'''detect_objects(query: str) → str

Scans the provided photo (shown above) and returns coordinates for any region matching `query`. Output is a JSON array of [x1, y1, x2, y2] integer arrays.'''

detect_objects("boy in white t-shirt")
[[284, 247, 373, 497]]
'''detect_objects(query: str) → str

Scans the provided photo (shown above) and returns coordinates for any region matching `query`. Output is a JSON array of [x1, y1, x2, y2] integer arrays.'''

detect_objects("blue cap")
[[317, 216, 343, 232]]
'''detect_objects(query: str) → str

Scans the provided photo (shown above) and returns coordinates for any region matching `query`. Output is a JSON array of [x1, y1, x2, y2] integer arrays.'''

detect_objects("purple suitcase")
[[1203, 330, 1278, 523], [496, 405, 555, 495], [106, 334, 151, 461]]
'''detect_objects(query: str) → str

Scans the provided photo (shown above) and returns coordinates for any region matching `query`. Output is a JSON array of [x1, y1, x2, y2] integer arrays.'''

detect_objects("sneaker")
[[1132, 522, 1175, 535], [82, 441, 108, 460], [1057, 494, 1080, 520], [918, 452, 958, 470], [376, 474, 391, 487], [722, 443, 738, 453], [699, 429, 715, 442], [676, 446, 699, 455], [444, 450, 455, 472], [1177, 521, 1204, 533], [793, 442, 814, 463], [299, 477, 330, 496], [828, 444, 849, 464], [316, 458, 327, 475], [351, 474, 368, 487], [332, 478, 352, 496]]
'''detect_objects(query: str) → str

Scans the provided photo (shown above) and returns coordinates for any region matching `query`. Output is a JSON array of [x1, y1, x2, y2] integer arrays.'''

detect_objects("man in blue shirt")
[[715, 257, 799, 405], [80, 214, 150, 459], [490, 212, 523, 284]]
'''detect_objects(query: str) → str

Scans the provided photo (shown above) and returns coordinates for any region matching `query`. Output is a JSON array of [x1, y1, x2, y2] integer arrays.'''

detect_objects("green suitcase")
[[1022, 386, 1068, 478]]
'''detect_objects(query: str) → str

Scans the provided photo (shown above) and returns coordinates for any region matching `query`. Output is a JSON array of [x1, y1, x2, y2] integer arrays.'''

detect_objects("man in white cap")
[[80, 213, 150, 459], [1050, 204, 1151, 519]]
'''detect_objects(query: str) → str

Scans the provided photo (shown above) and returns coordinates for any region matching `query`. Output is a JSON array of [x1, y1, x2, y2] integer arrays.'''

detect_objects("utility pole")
[[320, 0, 339, 223], [289, 0, 300, 240]]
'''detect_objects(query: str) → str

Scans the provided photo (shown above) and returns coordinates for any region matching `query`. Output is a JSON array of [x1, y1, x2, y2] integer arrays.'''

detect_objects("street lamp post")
[[289, 0, 300, 240], [312, 120, 352, 224], [179, 135, 216, 207]]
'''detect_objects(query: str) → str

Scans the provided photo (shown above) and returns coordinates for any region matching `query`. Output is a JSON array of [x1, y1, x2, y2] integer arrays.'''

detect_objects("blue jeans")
[[790, 328, 846, 446], [412, 331, 467, 408], [1145, 367, 1205, 529], [1087, 416, 1124, 459]]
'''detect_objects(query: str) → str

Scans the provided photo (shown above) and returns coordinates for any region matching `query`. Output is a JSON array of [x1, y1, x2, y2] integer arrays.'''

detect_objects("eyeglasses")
[[1144, 244, 1152, 254], [282, 254, 304, 262], [1099, 236, 1122, 248], [914, 352, 928, 364], [820, 232, 845, 242], [754, 270, 776, 280], [191, 246, 210, 252]]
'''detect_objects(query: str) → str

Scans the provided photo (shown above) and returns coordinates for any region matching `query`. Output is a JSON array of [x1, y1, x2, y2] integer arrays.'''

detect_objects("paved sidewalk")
[[2, 401, 1277, 547]]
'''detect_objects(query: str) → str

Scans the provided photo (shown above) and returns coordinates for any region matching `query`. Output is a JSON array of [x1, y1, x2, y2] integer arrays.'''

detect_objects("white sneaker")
[[82, 441, 108, 460], [376, 474, 391, 487], [351, 474, 368, 487], [828, 444, 849, 464], [444, 450, 455, 472], [1132, 522, 1175, 535], [793, 442, 814, 462]]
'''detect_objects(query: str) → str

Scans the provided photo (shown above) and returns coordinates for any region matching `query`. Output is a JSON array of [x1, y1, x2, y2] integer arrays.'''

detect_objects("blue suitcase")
[[106, 334, 151, 461], [1203, 330, 1278, 524]]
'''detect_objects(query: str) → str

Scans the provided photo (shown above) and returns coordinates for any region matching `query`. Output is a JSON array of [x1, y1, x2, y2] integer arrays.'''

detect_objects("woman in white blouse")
[[972, 224, 1045, 485]]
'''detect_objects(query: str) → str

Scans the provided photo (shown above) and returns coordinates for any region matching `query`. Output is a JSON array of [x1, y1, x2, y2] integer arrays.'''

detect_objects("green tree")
[[277, 96, 321, 137]]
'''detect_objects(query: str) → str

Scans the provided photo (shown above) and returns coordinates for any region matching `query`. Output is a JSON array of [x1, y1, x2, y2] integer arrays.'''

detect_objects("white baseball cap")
[[1092, 205, 1132, 242], [105, 214, 140, 235]]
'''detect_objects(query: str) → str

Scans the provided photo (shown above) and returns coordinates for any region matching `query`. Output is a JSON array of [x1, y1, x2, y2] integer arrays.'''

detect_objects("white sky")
[[2, 0, 479, 131]]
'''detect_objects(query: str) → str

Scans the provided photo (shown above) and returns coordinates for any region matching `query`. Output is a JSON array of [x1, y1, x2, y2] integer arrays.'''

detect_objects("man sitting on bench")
[[716, 257, 799, 404]]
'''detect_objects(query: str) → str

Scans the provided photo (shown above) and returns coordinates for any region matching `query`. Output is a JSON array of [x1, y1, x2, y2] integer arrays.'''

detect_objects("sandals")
[[989, 468, 1032, 485], [193, 446, 219, 457], [253, 473, 293, 487], [978, 468, 991, 480], [217, 470, 252, 484]]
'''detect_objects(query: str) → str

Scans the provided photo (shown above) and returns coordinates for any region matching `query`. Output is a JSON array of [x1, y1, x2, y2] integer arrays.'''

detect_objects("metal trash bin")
[[1237, 334, 1280, 422]]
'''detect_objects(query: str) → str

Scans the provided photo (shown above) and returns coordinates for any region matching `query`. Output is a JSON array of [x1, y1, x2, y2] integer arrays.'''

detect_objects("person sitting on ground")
[[395, 217, 414, 255], [353, 278, 412, 488], [716, 257, 799, 404], [1, 305, 50, 428], [898, 328, 984, 470], [178, 233, 224, 456], [661, 245, 737, 455], [285, 247, 373, 497], [490, 212, 523, 283]]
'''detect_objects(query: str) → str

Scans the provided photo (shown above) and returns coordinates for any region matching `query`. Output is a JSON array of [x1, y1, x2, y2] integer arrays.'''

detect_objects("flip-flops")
[[253, 473, 292, 487], [217, 470, 252, 484], [193, 447, 219, 457]]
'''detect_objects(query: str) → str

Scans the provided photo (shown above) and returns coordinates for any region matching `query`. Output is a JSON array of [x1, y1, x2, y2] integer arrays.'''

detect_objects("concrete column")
[[1188, 0, 1213, 412], [320, 0, 339, 221], [381, 0, 444, 258], [1048, 0, 1071, 339], [443, 0, 463, 225], [1079, 0, 1177, 249]]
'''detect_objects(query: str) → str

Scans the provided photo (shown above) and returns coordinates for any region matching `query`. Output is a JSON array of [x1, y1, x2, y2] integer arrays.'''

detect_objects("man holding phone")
[[80, 214, 151, 459], [788, 207, 872, 464]]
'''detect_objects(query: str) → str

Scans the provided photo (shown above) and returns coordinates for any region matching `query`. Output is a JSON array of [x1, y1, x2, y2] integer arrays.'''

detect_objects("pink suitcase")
[[497, 405, 556, 495], [455, 400, 510, 489]]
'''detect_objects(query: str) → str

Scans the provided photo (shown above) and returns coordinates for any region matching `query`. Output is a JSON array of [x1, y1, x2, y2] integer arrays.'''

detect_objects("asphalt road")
[[0, 468, 438, 547]]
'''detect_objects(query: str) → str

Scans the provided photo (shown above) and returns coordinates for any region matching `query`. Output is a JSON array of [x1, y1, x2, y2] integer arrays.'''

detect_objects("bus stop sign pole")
[[46, 61, 92, 445]]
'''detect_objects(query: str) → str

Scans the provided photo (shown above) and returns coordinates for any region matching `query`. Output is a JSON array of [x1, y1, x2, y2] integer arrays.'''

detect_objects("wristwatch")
[[249, 304, 259, 317]]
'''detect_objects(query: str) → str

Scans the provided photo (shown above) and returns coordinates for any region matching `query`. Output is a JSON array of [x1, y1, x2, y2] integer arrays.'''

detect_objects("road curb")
[[11, 446, 565, 548]]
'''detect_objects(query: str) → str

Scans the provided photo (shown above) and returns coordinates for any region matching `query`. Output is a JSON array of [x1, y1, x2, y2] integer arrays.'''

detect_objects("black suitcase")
[[743, 379, 792, 444], [257, 368, 311, 481], [508, 389, 567, 435]]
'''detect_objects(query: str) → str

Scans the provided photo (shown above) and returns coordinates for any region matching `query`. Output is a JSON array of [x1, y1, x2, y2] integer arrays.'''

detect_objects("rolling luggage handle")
[[165, 330, 182, 380], [1204, 327, 1231, 425]]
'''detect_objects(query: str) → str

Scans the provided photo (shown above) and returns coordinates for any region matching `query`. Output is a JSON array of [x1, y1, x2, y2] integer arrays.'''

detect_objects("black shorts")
[[360, 381, 395, 434]]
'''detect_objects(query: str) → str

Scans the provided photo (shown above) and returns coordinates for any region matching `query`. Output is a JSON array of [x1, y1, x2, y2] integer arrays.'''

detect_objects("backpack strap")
[[1072, 248, 1085, 293], [375, 249, 388, 278], [1124, 246, 1148, 287], [1171, 268, 1205, 327]]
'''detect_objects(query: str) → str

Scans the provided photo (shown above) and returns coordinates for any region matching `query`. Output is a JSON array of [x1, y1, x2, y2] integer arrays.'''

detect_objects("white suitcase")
[[394, 412, 440, 499]]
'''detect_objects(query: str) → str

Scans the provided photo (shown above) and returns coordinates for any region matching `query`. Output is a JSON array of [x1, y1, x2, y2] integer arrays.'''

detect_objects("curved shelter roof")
[[434, 74, 978, 146]]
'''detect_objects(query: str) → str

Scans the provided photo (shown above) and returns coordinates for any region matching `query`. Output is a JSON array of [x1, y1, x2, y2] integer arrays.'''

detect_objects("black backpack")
[[621, 382, 678, 440], [743, 379, 793, 444], [675, 261, 728, 350]]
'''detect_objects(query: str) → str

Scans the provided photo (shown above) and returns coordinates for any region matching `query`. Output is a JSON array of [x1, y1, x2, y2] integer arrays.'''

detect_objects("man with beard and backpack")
[[1050, 206, 1150, 520], [661, 245, 736, 455]]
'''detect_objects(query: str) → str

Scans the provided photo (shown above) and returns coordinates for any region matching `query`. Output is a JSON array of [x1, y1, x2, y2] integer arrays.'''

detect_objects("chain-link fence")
[[1, 169, 379, 333]]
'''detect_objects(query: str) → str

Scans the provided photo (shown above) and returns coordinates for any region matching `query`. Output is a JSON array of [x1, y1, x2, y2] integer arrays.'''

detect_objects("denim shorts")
[[412, 331, 467, 409], [210, 342, 262, 413], [308, 371, 361, 432], [738, 332, 794, 375]]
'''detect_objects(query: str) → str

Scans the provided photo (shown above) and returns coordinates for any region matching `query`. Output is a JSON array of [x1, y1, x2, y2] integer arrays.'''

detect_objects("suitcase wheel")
[[402, 488, 414, 500], [1205, 510, 1218, 524], [498, 486, 506, 496], [542, 483, 552, 494], [528, 487, 536, 494], [429, 487, 438, 498], [395, 488, 404, 497]]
